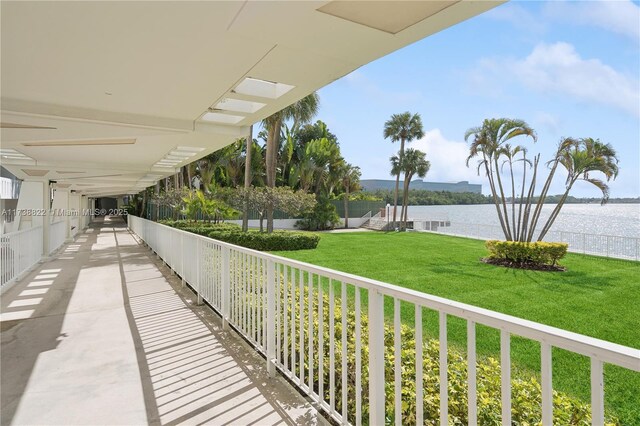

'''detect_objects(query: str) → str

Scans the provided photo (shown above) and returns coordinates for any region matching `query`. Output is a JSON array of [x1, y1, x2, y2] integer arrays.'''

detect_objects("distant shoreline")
[[366, 189, 639, 206]]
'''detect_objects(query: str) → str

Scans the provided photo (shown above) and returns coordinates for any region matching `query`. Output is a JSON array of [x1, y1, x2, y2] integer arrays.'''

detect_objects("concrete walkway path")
[[1, 217, 327, 426]]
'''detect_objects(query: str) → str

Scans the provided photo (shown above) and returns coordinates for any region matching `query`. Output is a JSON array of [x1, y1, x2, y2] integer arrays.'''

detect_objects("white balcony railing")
[[128, 215, 640, 426], [1, 226, 43, 287], [0, 176, 20, 199]]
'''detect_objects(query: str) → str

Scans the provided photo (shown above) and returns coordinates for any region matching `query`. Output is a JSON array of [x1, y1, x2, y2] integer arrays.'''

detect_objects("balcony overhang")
[[1, 1, 503, 197]]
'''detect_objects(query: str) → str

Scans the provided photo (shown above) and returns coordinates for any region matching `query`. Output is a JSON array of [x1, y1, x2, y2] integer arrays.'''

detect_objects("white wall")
[[227, 219, 300, 230], [15, 180, 45, 231], [226, 217, 368, 230], [51, 188, 68, 224]]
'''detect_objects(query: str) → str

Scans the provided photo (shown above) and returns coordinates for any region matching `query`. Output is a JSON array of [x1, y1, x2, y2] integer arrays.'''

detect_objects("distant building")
[[360, 179, 482, 194]]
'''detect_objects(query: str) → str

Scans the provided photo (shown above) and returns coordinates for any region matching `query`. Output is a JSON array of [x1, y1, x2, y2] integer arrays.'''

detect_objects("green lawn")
[[272, 231, 640, 425]]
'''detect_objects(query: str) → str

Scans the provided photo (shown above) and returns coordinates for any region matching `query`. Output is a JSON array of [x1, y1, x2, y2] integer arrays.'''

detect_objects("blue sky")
[[315, 0, 640, 198]]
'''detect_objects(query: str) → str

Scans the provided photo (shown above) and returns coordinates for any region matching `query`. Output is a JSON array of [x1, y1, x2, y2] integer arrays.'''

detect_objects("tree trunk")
[[516, 154, 528, 241], [402, 174, 413, 230], [392, 138, 406, 228], [521, 155, 539, 242], [527, 159, 559, 242], [344, 188, 349, 229], [537, 177, 576, 241], [484, 157, 509, 240], [508, 160, 516, 239], [392, 173, 400, 229], [493, 157, 512, 240], [266, 121, 281, 233], [186, 165, 192, 190], [242, 125, 253, 232]]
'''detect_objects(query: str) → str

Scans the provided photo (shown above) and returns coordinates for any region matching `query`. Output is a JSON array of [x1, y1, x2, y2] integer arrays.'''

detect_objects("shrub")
[[296, 197, 340, 231], [160, 220, 319, 251], [486, 240, 568, 266], [262, 282, 619, 425], [160, 220, 241, 233], [207, 230, 319, 251]]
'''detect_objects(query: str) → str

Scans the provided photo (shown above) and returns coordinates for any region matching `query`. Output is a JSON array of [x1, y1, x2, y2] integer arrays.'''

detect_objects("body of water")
[[406, 203, 640, 238]]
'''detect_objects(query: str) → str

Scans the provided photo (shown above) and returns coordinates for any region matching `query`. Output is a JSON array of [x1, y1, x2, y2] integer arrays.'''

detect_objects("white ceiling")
[[1, 1, 501, 197]]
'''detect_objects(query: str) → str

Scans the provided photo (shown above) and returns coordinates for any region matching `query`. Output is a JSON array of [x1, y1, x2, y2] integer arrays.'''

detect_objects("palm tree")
[[383, 112, 424, 227], [537, 137, 618, 240], [498, 144, 531, 240], [262, 93, 319, 232], [337, 163, 361, 228], [391, 149, 430, 229], [465, 118, 536, 241], [218, 140, 245, 187]]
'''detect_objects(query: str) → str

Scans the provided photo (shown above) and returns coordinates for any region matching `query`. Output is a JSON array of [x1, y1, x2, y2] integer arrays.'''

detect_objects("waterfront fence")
[[128, 215, 640, 425], [415, 221, 639, 261]]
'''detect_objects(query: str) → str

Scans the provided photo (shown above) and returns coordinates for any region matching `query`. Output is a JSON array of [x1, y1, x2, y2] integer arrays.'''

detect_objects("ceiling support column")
[[42, 180, 52, 258]]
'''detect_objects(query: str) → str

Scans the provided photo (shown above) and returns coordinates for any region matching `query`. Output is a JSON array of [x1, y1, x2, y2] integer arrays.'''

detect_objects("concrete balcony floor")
[[1, 217, 327, 426]]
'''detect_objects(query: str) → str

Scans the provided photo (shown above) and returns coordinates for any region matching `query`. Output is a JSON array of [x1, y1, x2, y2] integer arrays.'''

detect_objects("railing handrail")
[[1, 225, 43, 238], [130, 216, 640, 372]]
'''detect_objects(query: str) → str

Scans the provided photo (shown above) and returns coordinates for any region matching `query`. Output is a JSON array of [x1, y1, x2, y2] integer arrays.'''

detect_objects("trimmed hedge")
[[207, 230, 319, 251], [486, 240, 568, 266], [159, 220, 241, 233], [159, 220, 319, 251]]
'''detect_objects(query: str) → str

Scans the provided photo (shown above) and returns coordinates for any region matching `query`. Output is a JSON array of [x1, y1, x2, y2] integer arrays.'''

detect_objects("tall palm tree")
[[465, 118, 536, 241], [218, 140, 245, 187], [537, 137, 618, 240], [499, 144, 531, 240], [337, 163, 361, 228], [383, 112, 424, 227], [262, 93, 319, 232], [391, 149, 430, 229]]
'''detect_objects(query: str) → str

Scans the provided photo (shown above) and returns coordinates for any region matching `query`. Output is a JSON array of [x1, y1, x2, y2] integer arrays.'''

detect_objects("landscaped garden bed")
[[273, 231, 640, 425]]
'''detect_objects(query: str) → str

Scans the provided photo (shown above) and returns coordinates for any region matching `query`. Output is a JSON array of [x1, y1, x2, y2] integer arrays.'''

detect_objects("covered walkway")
[[1, 217, 326, 425]]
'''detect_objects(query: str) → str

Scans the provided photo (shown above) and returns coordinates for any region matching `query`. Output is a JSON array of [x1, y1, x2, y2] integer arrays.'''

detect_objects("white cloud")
[[409, 129, 483, 185], [466, 42, 640, 117], [544, 0, 640, 43], [512, 42, 639, 117]]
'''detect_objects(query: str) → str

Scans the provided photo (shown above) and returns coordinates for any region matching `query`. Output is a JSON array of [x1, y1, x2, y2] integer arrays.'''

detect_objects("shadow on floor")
[[114, 220, 327, 425]]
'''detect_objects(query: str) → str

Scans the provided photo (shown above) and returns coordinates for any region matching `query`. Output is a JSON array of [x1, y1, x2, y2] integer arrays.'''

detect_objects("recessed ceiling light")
[[169, 151, 193, 158], [215, 98, 266, 114], [1, 148, 34, 161], [234, 77, 295, 99], [21, 169, 49, 177], [177, 146, 205, 152], [202, 112, 244, 124]]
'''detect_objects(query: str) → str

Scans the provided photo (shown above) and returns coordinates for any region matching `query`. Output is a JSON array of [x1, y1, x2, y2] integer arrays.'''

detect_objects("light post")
[[386, 203, 390, 229]]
